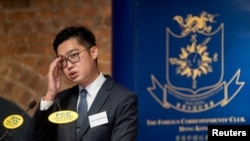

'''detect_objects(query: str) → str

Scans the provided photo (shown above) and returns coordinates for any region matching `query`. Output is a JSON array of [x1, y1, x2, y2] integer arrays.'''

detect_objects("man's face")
[[56, 38, 98, 85]]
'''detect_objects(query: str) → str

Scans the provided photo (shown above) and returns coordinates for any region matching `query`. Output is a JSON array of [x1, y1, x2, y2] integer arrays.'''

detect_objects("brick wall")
[[0, 0, 112, 115]]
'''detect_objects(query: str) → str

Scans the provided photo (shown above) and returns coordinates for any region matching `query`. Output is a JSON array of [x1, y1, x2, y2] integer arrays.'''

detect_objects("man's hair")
[[52, 25, 96, 53]]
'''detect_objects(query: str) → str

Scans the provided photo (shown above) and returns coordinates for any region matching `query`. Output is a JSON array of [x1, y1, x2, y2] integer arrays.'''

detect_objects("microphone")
[[21, 101, 37, 116], [54, 98, 68, 141], [54, 98, 61, 110], [0, 100, 37, 141]]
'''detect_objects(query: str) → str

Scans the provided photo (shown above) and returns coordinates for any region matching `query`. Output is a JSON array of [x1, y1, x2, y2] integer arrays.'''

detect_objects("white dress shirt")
[[40, 72, 106, 111]]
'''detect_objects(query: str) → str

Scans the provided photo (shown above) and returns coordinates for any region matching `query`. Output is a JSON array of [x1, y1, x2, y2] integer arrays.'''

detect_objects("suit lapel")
[[76, 76, 113, 140]]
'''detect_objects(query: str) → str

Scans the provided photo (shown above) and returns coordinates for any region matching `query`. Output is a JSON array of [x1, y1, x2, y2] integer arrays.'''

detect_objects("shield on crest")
[[166, 23, 224, 95]]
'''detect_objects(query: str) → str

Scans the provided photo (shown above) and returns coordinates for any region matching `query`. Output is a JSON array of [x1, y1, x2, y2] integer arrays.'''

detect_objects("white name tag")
[[88, 111, 108, 128]]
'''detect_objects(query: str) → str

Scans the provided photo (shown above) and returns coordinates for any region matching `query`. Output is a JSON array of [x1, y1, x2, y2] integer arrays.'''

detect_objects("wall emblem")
[[148, 11, 245, 113]]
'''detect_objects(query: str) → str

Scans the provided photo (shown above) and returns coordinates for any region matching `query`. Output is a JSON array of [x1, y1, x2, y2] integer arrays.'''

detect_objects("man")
[[26, 25, 138, 141]]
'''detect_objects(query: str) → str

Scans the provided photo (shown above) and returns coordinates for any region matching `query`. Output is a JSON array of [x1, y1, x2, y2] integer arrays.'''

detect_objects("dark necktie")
[[76, 89, 88, 135]]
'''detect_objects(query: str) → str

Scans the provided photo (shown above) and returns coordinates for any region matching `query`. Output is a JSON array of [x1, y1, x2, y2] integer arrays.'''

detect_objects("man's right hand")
[[44, 57, 62, 101]]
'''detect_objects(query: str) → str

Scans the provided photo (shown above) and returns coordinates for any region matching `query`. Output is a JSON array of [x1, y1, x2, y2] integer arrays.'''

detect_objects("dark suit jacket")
[[26, 75, 138, 141]]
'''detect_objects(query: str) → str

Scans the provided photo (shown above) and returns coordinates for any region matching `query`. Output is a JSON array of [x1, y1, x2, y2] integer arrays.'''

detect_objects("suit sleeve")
[[26, 102, 57, 141], [111, 93, 138, 141]]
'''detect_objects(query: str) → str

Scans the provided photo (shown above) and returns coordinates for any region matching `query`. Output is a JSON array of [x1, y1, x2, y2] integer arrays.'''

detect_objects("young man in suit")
[[26, 25, 138, 141]]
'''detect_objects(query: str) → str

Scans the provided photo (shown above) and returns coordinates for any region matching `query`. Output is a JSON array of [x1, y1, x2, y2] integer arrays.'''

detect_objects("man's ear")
[[90, 46, 98, 59]]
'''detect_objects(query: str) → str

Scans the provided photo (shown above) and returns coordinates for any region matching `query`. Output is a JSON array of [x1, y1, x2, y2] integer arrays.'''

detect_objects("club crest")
[[148, 11, 245, 113]]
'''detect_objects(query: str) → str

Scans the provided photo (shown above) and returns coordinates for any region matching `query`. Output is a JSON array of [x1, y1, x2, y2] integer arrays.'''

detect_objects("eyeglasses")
[[57, 49, 87, 69]]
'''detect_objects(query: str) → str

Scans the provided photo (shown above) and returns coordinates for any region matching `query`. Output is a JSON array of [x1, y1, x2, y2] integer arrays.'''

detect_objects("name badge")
[[88, 111, 108, 128]]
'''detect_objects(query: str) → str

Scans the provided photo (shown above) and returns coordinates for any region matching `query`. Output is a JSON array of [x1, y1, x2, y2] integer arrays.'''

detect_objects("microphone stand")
[[54, 98, 68, 141], [0, 101, 37, 141], [0, 131, 9, 141]]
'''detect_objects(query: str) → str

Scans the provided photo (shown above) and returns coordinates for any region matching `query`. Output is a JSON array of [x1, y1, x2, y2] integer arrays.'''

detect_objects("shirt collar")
[[79, 72, 106, 96]]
